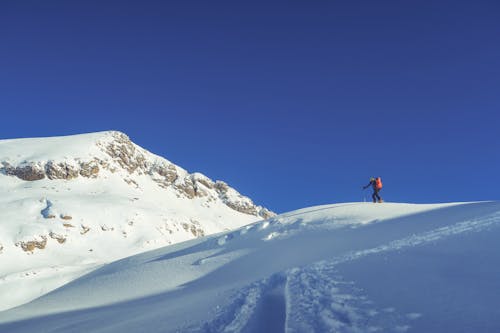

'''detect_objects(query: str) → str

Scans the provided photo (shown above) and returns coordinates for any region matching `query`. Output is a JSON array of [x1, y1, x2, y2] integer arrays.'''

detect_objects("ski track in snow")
[[197, 210, 500, 333], [329, 210, 500, 266], [1, 202, 500, 333]]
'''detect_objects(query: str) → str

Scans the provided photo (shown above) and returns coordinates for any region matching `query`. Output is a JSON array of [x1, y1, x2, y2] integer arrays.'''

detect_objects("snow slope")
[[1, 201, 499, 332], [0, 131, 273, 311]]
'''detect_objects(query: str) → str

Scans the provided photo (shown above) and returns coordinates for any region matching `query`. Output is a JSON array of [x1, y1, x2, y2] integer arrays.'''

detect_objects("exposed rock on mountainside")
[[0, 131, 273, 219], [0, 130, 274, 311], [16, 237, 47, 253], [1, 161, 100, 181], [214, 180, 274, 218], [45, 161, 79, 180], [3, 162, 46, 181], [78, 162, 100, 178], [49, 232, 66, 244], [152, 163, 178, 186]]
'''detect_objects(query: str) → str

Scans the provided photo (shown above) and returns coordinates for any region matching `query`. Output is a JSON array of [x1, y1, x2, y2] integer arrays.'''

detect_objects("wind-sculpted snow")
[[0, 131, 274, 311], [197, 205, 500, 333], [1, 202, 500, 333]]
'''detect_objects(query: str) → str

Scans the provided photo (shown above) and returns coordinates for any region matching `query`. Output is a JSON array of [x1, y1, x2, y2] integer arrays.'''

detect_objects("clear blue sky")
[[1, 1, 499, 213]]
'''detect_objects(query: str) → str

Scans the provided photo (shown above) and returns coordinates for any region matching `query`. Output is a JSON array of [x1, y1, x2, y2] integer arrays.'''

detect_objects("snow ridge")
[[182, 203, 500, 333], [1, 200, 499, 332], [0, 131, 273, 311]]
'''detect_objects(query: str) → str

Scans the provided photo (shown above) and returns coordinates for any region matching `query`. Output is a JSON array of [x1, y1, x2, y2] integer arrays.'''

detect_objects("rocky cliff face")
[[2, 160, 99, 181], [0, 131, 274, 219]]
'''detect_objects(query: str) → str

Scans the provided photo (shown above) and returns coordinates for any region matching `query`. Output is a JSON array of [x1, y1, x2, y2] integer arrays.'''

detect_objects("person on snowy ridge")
[[363, 177, 383, 203]]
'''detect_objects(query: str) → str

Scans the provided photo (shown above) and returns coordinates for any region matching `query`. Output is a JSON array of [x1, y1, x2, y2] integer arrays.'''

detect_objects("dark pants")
[[372, 188, 382, 202]]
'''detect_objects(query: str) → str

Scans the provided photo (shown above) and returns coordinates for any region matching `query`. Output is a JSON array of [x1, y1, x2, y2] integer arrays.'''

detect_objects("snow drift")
[[1, 201, 499, 333]]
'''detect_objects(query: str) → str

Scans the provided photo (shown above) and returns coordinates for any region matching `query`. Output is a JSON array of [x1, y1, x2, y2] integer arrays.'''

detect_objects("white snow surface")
[[0, 132, 114, 163], [1, 201, 500, 333], [0, 131, 270, 311]]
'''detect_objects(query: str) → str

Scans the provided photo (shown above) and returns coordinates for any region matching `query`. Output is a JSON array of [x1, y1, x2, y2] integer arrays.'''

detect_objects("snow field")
[[1, 201, 500, 332], [0, 131, 265, 311]]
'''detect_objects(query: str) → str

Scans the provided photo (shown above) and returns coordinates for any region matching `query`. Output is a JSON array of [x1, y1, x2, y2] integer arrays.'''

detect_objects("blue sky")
[[1, 1, 499, 213]]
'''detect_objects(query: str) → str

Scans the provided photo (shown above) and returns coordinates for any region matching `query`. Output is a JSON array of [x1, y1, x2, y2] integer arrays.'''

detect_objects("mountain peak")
[[0, 131, 274, 219], [0, 130, 127, 164], [0, 130, 139, 181], [0, 131, 274, 309]]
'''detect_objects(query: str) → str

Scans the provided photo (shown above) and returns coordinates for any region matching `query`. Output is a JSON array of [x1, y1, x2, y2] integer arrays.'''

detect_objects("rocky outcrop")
[[225, 201, 258, 216], [79, 161, 100, 177], [2, 161, 99, 181], [214, 180, 230, 193], [3, 162, 46, 181], [170, 176, 275, 218], [0, 132, 180, 186], [193, 173, 215, 190], [214, 180, 275, 219], [171, 174, 213, 199], [0, 131, 275, 218], [152, 163, 178, 186], [182, 221, 205, 237], [49, 232, 66, 244], [99, 132, 148, 174], [17, 236, 47, 253], [15, 233, 67, 253], [45, 161, 79, 180], [175, 178, 196, 199]]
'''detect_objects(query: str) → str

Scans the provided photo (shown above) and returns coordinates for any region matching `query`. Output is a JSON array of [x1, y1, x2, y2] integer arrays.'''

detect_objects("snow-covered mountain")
[[0, 131, 273, 310], [1, 201, 499, 332]]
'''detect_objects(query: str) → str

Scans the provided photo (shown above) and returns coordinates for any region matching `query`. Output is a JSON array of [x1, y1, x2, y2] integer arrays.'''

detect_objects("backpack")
[[375, 177, 383, 189]]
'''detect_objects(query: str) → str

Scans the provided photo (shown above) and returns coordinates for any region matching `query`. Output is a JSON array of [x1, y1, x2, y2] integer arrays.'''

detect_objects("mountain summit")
[[0, 131, 273, 310], [0, 131, 273, 219]]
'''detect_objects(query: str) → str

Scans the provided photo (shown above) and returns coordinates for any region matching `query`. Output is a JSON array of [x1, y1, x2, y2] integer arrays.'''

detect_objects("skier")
[[363, 177, 383, 203]]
